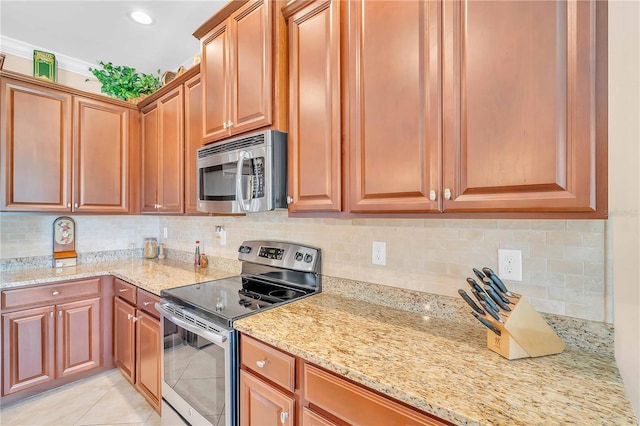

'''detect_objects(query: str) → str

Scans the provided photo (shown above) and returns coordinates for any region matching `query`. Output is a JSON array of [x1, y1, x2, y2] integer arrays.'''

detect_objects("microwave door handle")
[[235, 151, 253, 212]]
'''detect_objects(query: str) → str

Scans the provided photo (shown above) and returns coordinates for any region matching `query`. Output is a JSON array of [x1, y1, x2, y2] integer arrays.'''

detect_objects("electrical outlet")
[[372, 241, 386, 266], [498, 249, 522, 281]]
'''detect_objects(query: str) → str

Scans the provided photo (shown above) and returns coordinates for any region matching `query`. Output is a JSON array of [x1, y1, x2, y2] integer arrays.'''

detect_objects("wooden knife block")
[[485, 295, 565, 360]]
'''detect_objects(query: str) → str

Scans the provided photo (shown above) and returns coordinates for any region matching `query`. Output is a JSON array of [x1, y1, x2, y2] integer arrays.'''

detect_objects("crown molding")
[[1, 36, 95, 77]]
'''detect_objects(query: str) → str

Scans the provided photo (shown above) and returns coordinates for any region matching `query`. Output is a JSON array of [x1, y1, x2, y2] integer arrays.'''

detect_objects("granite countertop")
[[234, 293, 638, 426], [0, 259, 236, 296]]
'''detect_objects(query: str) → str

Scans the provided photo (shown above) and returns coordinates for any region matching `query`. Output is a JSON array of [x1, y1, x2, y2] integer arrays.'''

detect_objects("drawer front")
[[303, 364, 448, 426], [114, 279, 137, 305], [2, 278, 101, 310], [241, 335, 295, 392], [136, 288, 160, 318]]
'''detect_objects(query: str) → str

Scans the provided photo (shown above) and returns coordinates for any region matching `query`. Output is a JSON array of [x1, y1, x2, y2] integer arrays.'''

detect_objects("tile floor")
[[0, 369, 161, 426]]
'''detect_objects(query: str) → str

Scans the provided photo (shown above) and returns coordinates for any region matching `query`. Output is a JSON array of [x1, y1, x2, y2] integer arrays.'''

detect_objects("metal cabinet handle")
[[223, 122, 228, 129], [132, 316, 139, 322], [280, 412, 289, 424], [59, 311, 62, 316], [127, 314, 133, 320], [429, 190, 436, 201], [256, 360, 267, 368], [444, 188, 452, 200], [227, 120, 233, 128], [286, 196, 293, 205], [143, 301, 152, 306], [50, 311, 54, 318], [74, 203, 78, 208], [67, 203, 71, 208], [119, 288, 129, 293], [52, 290, 60, 296]]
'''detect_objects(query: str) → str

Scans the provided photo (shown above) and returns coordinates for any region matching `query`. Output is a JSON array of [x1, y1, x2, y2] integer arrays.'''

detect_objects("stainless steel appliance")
[[156, 240, 321, 426], [196, 130, 287, 214]]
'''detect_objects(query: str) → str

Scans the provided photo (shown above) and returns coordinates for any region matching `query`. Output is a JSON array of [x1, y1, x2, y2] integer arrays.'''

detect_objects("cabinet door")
[[229, 0, 272, 136], [202, 19, 232, 142], [141, 105, 159, 213], [302, 407, 338, 426], [73, 97, 130, 213], [56, 297, 101, 378], [287, 0, 342, 212], [135, 310, 161, 411], [114, 297, 136, 383], [442, 0, 599, 213], [347, 0, 441, 213], [158, 86, 185, 213], [2, 305, 55, 395], [0, 79, 72, 212], [184, 74, 204, 214], [240, 370, 295, 426]]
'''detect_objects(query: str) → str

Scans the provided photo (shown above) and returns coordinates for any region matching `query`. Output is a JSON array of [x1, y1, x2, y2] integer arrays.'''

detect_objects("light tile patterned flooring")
[[0, 369, 160, 426]]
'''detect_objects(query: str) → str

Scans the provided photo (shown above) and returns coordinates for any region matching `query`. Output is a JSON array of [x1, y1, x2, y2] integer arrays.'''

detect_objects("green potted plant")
[[87, 61, 161, 102]]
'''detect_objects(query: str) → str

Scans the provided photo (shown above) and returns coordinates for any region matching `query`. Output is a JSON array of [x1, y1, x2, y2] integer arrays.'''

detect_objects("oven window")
[[199, 157, 265, 201], [163, 319, 228, 425]]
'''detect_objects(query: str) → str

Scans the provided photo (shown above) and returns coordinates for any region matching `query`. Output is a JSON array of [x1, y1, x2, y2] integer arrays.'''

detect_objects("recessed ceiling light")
[[130, 10, 153, 25]]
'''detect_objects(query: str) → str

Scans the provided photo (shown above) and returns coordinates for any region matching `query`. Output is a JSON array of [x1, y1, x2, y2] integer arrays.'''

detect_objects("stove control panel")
[[238, 240, 321, 274], [258, 246, 284, 260]]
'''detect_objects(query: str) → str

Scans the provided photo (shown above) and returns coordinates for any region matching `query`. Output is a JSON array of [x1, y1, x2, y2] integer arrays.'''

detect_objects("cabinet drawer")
[[136, 288, 160, 318], [241, 335, 295, 392], [114, 279, 137, 305], [303, 364, 448, 426], [2, 278, 101, 310]]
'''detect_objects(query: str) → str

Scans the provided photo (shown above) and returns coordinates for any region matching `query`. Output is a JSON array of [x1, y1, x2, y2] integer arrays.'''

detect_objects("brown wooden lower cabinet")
[[113, 279, 161, 411], [239, 333, 450, 426], [1, 277, 109, 404]]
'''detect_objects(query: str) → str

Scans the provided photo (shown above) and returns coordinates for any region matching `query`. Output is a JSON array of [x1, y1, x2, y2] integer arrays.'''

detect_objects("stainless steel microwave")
[[196, 130, 287, 214]]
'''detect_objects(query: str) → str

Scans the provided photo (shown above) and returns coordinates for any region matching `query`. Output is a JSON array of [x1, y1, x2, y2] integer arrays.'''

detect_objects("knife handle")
[[484, 285, 512, 312], [472, 311, 501, 336], [466, 277, 484, 294], [483, 277, 511, 305], [477, 290, 500, 314], [483, 267, 517, 298], [472, 268, 486, 283], [458, 289, 485, 315], [480, 301, 503, 323]]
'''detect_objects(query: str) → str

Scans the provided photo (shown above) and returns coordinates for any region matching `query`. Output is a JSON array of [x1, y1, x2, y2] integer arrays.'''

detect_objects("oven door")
[[156, 302, 236, 426]]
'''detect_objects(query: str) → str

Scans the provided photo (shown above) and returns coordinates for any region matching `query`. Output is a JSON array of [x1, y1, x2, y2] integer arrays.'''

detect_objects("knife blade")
[[482, 277, 512, 305], [483, 284, 512, 312], [480, 300, 504, 323], [472, 311, 501, 336], [458, 289, 485, 315], [482, 267, 519, 298]]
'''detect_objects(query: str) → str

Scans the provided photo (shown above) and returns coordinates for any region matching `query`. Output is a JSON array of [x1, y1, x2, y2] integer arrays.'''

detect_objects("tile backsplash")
[[0, 212, 608, 322]]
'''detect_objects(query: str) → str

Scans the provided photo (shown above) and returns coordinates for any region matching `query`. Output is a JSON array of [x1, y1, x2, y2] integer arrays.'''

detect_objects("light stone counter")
[[0, 259, 237, 296], [234, 293, 638, 426]]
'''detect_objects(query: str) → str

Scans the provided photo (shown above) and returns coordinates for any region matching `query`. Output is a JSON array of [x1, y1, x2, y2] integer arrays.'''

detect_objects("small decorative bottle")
[[194, 240, 201, 267], [200, 253, 208, 268]]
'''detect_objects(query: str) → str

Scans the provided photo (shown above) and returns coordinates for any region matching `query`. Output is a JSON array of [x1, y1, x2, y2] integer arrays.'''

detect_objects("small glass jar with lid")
[[144, 237, 158, 259]]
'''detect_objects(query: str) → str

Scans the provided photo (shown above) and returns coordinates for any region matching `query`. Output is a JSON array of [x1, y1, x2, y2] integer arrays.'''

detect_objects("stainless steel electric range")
[[156, 240, 321, 426]]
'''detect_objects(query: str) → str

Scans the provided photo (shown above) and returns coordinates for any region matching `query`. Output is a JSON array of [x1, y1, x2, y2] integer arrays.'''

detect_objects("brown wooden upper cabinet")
[[141, 86, 185, 214], [0, 74, 138, 213], [195, 0, 287, 144], [284, 0, 606, 217], [184, 73, 204, 214]]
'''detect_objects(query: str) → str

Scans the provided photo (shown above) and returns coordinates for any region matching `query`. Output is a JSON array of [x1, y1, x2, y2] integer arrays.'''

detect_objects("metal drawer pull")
[[280, 412, 288, 424], [119, 288, 129, 292], [132, 316, 139, 322], [52, 290, 60, 296], [127, 314, 133, 320], [143, 301, 152, 306], [256, 360, 267, 368]]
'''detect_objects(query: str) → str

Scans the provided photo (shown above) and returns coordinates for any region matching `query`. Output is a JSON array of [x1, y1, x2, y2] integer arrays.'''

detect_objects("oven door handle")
[[155, 303, 228, 345], [235, 150, 253, 213]]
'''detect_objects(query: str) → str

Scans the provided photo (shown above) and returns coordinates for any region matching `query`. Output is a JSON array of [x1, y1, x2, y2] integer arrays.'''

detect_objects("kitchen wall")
[[0, 212, 608, 322]]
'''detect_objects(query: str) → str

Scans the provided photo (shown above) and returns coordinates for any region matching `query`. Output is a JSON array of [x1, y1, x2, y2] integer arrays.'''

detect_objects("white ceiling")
[[0, 0, 227, 76]]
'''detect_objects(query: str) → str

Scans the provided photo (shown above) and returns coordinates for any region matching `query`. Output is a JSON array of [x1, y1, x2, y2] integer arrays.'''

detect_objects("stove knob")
[[295, 252, 303, 261], [304, 254, 313, 263]]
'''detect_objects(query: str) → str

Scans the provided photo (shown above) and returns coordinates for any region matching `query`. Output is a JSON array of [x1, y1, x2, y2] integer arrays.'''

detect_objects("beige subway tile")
[[497, 220, 531, 230], [512, 230, 546, 244], [529, 271, 566, 287], [546, 231, 582, 246], [548, 287, 585, 304], [564, 246, 604, 263], [446, 219, 499, 229], [422, 228, 460, 240], [584, 261, 605, 277], [458, 229, 485, 240], [566, 299, 605, 322], [529, 244, 564, 259], [508, 283, 548, 299], [530, 220, 567, 231], [566, 220, 605, 233], [523, 256, 546, 273], [422, 219, 448, 228], [582, 233, 605, 247], [483, 229, 515, 242], [548, 260, 583, 275], [565, 275, 605, 292]]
